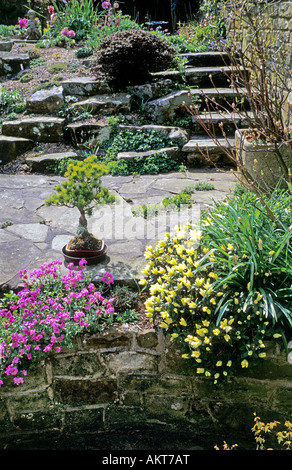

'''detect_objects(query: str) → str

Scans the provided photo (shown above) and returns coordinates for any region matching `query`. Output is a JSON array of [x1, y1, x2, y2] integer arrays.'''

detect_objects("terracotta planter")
[[235, 129, 291, 189], [62, 240, 108, 266]]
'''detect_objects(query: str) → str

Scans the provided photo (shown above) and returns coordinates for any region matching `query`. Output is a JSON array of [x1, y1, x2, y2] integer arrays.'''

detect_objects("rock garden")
[[0, 0, 291, 452]]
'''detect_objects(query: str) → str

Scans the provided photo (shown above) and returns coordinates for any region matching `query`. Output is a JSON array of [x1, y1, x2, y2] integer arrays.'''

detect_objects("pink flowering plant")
[[18, 18, 28, 30], [0, 259, 117, 388]]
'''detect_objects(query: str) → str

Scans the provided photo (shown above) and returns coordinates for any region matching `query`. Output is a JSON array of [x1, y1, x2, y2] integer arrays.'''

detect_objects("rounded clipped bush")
[[95, 29, 176, 89]]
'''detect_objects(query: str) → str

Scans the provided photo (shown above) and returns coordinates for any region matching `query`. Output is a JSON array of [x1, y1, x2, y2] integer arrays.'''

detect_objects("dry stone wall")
[[1, 325, 292, 450]]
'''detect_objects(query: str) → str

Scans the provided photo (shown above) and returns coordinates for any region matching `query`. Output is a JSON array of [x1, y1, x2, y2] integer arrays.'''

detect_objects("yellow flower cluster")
[[139, 224, 282, 384]]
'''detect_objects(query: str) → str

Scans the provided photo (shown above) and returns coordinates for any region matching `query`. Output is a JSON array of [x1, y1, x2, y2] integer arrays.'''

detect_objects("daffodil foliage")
[[140, 189, 292, 383]]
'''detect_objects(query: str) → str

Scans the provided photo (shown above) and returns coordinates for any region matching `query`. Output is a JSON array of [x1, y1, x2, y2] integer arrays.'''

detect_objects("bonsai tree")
[[45, 155, 115, 250]]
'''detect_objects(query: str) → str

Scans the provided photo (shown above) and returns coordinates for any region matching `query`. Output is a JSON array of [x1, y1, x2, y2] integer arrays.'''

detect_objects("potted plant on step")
[[45, 155, 115, 265]]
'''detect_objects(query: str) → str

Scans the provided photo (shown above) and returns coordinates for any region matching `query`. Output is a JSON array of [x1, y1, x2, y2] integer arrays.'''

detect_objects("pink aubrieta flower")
[[0, 260, 116, 388], [102, 1, 111, 9], [101, 272, 114, 285]]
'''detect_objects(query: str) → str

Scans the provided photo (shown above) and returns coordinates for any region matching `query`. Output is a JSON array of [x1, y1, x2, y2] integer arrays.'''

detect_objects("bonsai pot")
[[62, 240, 108, 266]]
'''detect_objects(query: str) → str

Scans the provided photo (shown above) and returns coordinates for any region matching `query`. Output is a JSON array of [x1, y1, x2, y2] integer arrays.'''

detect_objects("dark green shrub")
[[95, 29, 176, 89]]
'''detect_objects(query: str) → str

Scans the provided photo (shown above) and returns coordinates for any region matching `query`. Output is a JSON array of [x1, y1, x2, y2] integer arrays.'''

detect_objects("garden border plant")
[[139, 187, 292, 384], [0, 259, 117, 388]]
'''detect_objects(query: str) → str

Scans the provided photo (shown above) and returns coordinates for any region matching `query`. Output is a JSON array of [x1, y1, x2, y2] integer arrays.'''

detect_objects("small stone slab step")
[[191, 111, 252, 135], [70, 93, 131, 115], [0, 41, 14, 52], [61, 77, 111, 97], [2, 116, 65, 142], [0, 135, 34, 165], [185, 66, 244, 87], [182, 136, 235, 153], [26, 151, 79, 172], [190, 87, 248, 108], [26, 86, 64, 114], [0, 52, 30, 76], [180, 51, 231, 67], [117, 146, 181, 161], [181, 136, 236, 166]]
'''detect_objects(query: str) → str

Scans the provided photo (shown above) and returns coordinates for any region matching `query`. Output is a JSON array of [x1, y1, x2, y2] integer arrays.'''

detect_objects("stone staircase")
[[0, 48, 250, 169]]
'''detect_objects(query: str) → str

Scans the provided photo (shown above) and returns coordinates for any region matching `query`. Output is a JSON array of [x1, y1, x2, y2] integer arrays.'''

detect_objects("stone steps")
[[181, 135, 236, 166], [144, 87, 248, 123], [0, 135, 34, 165], [180, 51, 231, 67], [0, 50, 253, 169], [70, 92, 132, 115], [191, 110, 253, 135], [25, 151, 80, 172], [184, 65, 245, 87], [61, 77, 111, 97], [2, 116, 65, 142]]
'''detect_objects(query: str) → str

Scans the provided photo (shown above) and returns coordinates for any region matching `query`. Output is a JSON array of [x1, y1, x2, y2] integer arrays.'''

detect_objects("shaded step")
[[182, 135, 235, 165], [191, 111, 253, 135], [185, 66, 244, 87], [182, 135, 236, 166], [190, 87, 248, 110], [65, 118, 111, 148], [26, 151, 80, 172], [180, 51, 231, 67], [0, 52, 30, 76], [61, 77, 111, 97], [70, 92, 131, 115], [0, 135, 34, 165], [2, 116, 65, 142]]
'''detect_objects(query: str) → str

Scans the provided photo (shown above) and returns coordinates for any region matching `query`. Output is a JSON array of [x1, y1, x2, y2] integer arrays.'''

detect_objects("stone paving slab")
[[0, 169, 237, 290]]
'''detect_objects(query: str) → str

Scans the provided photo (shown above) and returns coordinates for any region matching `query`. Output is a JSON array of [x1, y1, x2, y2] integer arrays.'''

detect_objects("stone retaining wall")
[[1, 325, 292, 450]]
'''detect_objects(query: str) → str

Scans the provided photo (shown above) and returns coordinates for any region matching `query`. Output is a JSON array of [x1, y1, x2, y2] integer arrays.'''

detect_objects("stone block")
[[54, 377, 118, 404], [105, 351, 159, 374], [51, 352, 106, 378], [136, 329, 158, 349], [80, 328, 133, 349], [26, 151, 79, 172], [129, 78, 173, 100], [61, 77, 111, 97], [0, 41, 13, 52], [0, 52, 30, 75], [26, 86, 64, 114], [70, 92, 131, 115], [2, 116, 65, 142], [0, 135, 34, 165], [66, 120, 111, 147]]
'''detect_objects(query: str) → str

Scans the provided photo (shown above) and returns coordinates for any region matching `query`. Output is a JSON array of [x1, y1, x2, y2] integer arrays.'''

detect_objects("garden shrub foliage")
[[140, 189, 292, 384], [96, 28, 176, 89]]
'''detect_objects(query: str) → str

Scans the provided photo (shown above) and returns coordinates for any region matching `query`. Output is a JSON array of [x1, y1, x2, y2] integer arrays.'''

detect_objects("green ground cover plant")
[[140, 188, 292, 384]]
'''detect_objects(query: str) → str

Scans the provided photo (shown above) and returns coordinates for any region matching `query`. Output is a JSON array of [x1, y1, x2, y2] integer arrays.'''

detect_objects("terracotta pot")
[[62, 240, 108, 266]]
